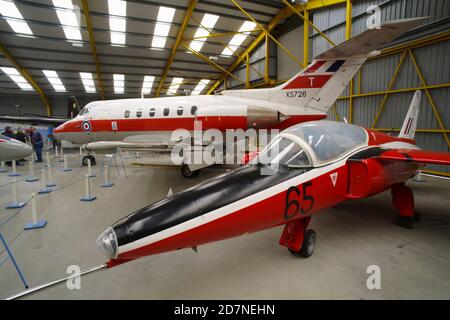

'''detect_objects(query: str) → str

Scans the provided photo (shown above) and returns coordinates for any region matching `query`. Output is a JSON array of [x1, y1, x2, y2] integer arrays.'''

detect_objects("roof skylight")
[[141, 75, 155, 94], [108, 0, 126, 45], [221, 21, 256, 56], [191, 79, 210, 95], [43, 70, 66, 92], [166, 77, 183, 95], [52, 0, 82, 42], [0, 67, 33, 90], [0, 0, 33, 35], [79, 72, 96, 93], [189, 14, 219, 52], [151, 6, 176, 49], [113, 74, 125, 94]]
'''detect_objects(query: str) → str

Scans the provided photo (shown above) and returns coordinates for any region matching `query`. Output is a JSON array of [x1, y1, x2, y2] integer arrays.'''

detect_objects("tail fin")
[[67, 96, 81, 118], [222, 17, 428, 116], [399, 90, 421, 140]]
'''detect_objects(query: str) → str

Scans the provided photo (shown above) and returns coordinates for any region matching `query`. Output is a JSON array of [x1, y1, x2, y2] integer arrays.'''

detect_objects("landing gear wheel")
[[181, 164, 200, 178], [82, 155, 96, 166], [289, 229, 316, 258]]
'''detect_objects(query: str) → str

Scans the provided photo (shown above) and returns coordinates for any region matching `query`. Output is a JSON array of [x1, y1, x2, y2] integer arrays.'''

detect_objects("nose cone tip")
[[96, 227, 118, 259]]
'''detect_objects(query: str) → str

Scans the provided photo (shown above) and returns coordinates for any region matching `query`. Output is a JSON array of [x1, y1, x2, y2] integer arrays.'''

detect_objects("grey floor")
[[0, 149, 449, 299]]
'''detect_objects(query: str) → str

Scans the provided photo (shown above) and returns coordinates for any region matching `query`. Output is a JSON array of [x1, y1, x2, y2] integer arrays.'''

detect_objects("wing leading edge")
[[374, 149, 450, 166]]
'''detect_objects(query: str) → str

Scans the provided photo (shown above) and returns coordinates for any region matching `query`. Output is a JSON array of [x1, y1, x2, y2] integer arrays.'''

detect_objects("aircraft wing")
[[374, 149, 450, 166], [0, 115, 68, 126]]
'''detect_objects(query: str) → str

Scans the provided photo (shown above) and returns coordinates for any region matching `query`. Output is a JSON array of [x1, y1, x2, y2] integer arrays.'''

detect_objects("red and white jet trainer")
[[96, 90, 450, 268], [54, 18, 427, 176]]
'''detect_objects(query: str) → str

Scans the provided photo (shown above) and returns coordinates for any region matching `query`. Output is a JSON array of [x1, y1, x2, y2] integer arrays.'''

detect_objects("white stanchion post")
[[59, 147, 64, 162], [46, 152, 51, 167], [55, 145, 59, 158], [136, 152, 140, 158], [62, 155, 72, 172], [24, 193, 47, 230], [47, 166, 56, 187], [412, 170, 426, 183], [38, 169, 52, 194], [79, 147, 83, 157], [25, 159, 39, 182], [101, 164, 113, 188], [87, 158, 95, 177], [0, 161, 8, 173], [6, 178, 26, 209], [80, 174, 96, 201], [8, 160, 20, 177]]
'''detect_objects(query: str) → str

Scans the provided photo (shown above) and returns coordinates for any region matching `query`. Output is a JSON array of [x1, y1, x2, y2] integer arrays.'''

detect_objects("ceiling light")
[[0, 67, 33, 90], [222, 21, 256, 56], [141, 75, 155, 94], [151, 6, 176, 49], [113, 74, 124, 94], [108, 0, 126, 45], [191, 79, 210, 95], [0, 0, 33, 35], [166, 77, 183, 95], [52, 0, 82, 42], [79, 72, 96, 93], [189, 14, 219, 52], [43, 70, 66, 92]]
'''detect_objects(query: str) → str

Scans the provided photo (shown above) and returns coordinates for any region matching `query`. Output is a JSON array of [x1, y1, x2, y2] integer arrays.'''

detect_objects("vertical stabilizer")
[[399, 90, 421, 140]]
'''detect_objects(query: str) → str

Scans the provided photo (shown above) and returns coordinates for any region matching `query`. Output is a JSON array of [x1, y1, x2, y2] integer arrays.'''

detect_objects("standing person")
[[14, 128, 28, 163], [1, 126, 14, 138], [30, 128, 43, 162]]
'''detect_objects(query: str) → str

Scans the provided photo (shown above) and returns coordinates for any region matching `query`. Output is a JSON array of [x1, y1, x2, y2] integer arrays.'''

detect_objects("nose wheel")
[[288, 229, 316, 258], [181, 164, 200, 178], [279, 217, 316, 258]]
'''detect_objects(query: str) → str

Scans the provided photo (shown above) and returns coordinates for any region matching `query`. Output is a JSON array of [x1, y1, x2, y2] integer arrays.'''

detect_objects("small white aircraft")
[[54, 18, 427, 177], [0, 134, 33, 161]]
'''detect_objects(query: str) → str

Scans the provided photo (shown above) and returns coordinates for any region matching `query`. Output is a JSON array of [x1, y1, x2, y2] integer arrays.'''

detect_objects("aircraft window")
[[191, 106, 197, 116], [136, 109, 142, 118], [258, 137, 310, 168], [177, 106, 183, 116], [163, 108, 170, 116], [124, 110, 130, 118], [284, 121, 367, 164], [78, 107, 86, 116], [149, 108, 155, 117]]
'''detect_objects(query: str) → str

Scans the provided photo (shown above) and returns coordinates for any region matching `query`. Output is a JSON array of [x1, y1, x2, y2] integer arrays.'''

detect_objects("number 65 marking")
[[284, 181, 314, 220]]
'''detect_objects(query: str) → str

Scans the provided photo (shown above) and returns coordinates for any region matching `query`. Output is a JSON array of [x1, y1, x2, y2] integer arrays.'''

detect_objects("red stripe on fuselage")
[[57, 115, 327, 133], [283, 75, 332, 90]]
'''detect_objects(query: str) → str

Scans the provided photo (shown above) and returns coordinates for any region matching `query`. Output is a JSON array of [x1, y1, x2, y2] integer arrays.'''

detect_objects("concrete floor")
[[0, 149, 449, 299]]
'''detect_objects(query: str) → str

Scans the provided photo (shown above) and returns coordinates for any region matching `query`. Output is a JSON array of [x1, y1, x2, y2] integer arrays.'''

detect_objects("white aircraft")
[[54, 18, 427, 177], [0, 134, 33, 161]]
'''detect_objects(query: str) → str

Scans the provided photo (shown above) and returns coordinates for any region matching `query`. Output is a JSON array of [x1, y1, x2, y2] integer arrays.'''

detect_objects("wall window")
[[191, 106, 197, 116], [163, 107, 170, 116], [177, 106, 183, 116], [124, 110, 130, 118], [149, 108, 155, 117], [136, 109, 142, 118]]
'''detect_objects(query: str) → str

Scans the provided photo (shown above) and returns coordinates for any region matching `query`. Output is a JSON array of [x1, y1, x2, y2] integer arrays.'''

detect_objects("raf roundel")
[[81, 120, 92, 132]]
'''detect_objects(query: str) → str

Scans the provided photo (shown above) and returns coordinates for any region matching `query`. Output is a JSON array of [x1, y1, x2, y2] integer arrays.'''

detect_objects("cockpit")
[[257, 121, 368, 168], [78, 107, 90, 117]]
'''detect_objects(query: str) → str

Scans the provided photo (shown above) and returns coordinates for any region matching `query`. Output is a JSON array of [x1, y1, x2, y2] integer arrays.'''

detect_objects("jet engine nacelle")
[[346, 158, 418, 199], [246, 106, 285, 129]]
